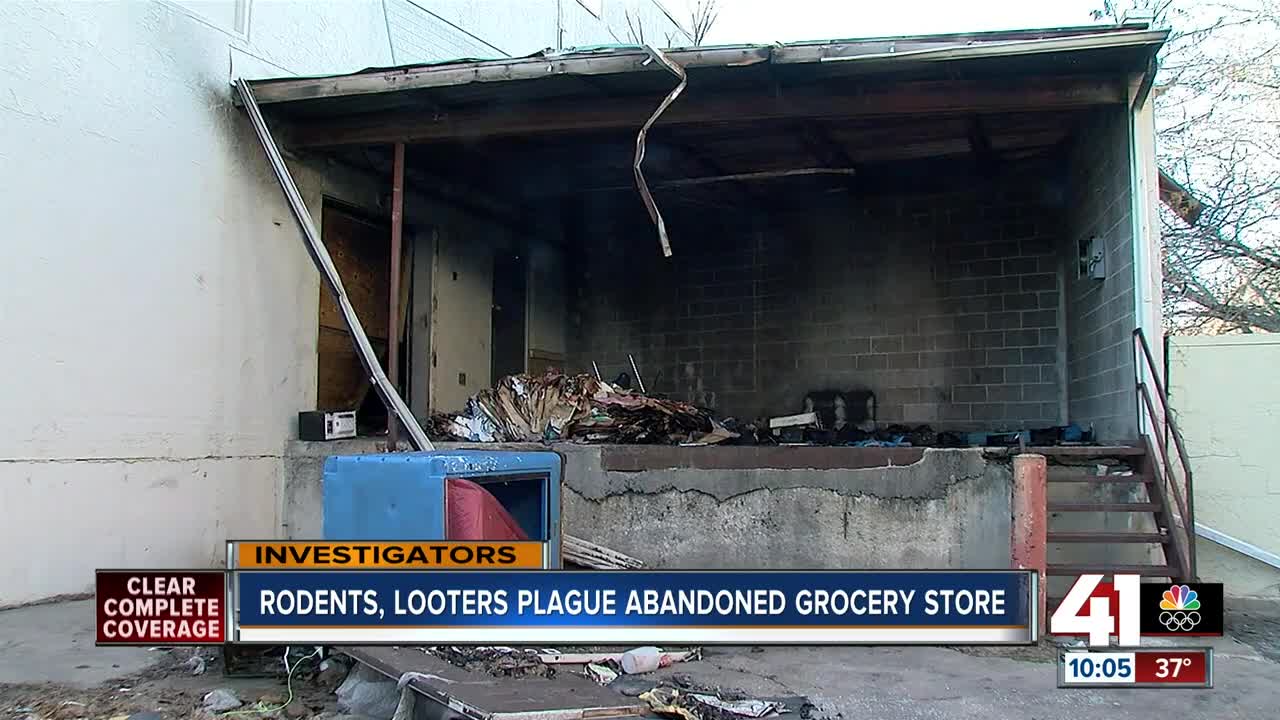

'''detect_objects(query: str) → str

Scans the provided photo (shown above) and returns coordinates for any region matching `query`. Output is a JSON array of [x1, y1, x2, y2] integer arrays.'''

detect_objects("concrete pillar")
[[1012, 453, 1047, 631]]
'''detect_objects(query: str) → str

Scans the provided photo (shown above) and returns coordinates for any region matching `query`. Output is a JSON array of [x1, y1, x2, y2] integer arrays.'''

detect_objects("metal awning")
[[239, 23, 1169, 259], [246, 23, 1167, 111]]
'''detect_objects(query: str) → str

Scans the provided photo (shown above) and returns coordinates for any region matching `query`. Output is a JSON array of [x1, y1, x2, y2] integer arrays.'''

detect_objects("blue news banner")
[[233, 570, 1034, 645]]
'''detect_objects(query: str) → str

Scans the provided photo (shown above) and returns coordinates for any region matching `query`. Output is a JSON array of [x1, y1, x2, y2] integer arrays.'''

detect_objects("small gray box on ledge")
[[298, 410, 357, 441]]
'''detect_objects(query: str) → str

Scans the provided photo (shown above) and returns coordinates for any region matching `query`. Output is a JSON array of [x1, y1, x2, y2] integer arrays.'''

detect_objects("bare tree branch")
[[689, 0, 719, 46], [1107, 0, 1280, 333]]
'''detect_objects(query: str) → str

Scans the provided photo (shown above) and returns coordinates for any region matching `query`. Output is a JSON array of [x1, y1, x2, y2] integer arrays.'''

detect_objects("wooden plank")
[[984, 445, 1146, 457], [1047, 563, 1173, 576], [1048, 502, 1161, 512], [1046, 474, 1152, 483], [346, 646, 648, 716], [1048, 531, 1168, 543], [288, 75, 1127, 148]]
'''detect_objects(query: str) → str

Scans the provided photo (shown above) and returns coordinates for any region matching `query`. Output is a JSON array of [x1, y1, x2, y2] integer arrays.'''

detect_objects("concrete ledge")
[[283, 441, 1013, 569]]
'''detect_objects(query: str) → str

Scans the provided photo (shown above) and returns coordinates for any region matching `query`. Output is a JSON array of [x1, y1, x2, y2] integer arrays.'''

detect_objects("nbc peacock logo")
[[1159, 584, 1202, 632]]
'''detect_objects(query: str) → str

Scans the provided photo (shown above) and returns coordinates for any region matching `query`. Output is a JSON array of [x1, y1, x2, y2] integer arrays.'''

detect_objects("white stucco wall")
[[1169, 334, 1280, 598], [1, 0, 637, 605], [0, 0, 403, 606]]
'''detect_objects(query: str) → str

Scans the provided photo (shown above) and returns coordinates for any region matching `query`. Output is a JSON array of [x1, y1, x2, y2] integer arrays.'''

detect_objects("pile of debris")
[[421, 645, 698, 681], [432, 372, 717, 445], [641, 687, 793, 720]]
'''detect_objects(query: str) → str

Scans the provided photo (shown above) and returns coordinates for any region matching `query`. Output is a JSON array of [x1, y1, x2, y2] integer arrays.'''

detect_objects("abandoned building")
[[234, 21, 1192, 596]]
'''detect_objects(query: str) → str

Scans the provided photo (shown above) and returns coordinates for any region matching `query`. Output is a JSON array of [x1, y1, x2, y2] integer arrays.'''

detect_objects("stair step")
[[1047, 474, 1152, 483], [987, 445, 1146, 457], [1048, 502, 1161, 512], [1047, 563, 1174, 576], [1048, 531, 1168, 543]]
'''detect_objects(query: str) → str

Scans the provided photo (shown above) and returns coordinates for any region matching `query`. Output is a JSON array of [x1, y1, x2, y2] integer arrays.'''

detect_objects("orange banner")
[[234, 541, 545, 569]]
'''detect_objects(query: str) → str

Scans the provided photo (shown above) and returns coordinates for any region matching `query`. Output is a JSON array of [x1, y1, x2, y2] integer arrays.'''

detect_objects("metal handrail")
[[1133, 327, 1196, 578], [1137, 382, 1192, 580]]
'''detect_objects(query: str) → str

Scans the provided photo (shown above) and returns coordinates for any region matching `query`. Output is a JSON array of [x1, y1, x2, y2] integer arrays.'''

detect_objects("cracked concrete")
[[553, 446, 1010, 569], [283, 441, 1013, 569], [564, 448, 994, 502]]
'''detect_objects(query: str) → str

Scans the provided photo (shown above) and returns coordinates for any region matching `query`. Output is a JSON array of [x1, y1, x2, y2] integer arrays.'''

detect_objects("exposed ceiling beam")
[[795, 121, 860, 192], [966, 116, 1000, 177], [797, 122, 856, 168], [285, 75, 1126, 148]]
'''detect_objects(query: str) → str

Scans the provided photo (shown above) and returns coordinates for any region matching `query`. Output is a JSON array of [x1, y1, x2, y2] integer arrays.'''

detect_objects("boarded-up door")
[[317, 204, 391, 415]]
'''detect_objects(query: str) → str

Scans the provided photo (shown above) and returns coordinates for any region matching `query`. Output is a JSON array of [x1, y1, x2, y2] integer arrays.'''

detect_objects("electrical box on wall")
[[1079, 235, 1106, 280]]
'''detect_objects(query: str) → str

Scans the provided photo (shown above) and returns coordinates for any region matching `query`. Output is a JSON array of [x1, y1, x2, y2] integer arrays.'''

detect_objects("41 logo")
[[1050, 574, 1141, 647]]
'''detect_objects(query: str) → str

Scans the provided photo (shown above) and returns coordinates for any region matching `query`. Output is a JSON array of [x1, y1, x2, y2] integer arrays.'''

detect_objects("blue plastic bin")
[[322, 450, 562, 567]]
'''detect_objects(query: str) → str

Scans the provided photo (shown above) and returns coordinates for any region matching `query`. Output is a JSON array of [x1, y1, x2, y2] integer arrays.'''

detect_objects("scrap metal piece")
[[586, 663, 620, 685], [688, 695, 785, 719], [629, 353, 646, 394], [633, 46, 687, 258], [562, 534, 645, 570], [235, 79, 433, 451], [768, 412, 818, 429]]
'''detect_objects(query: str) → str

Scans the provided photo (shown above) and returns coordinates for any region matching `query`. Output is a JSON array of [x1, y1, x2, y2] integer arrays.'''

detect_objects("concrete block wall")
[[569, 182, 1067, 430], [1062, 106, 1139, 442]]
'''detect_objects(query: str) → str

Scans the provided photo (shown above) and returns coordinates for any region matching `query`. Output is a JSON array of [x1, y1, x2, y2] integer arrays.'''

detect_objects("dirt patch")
[[949, 639, 1059, 664], [1228, 604, 1280, 663], [0, 648, 343, 720]]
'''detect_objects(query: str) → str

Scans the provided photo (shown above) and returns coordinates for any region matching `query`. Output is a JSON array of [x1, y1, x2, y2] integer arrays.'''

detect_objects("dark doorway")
[[491, 251, 527, 383]]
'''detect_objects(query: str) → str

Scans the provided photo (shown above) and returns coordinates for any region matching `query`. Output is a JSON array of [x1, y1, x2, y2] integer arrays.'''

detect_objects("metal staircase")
[[1046, 328, 1197, 592]]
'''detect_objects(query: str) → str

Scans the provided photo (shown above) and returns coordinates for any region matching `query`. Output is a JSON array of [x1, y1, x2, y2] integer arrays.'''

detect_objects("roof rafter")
[[285, 75, 1127, 148]]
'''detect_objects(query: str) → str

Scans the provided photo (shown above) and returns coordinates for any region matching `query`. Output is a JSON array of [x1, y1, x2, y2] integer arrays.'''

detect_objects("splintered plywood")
[[316, 326, 387, 411], [318, 205, 391, 411], [346, 646, 647, 718]]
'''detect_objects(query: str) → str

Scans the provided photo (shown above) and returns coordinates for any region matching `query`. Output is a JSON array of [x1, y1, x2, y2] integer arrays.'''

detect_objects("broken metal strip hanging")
[[633, 45, 687, 258], [235, 79, 434, 452]]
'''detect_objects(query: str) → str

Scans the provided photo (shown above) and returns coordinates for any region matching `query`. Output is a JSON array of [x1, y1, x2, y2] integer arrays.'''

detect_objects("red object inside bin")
[[445, 478, 528, 541]]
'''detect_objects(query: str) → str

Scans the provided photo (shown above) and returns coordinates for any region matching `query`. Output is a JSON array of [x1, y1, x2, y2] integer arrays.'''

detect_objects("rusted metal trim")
[[388, 142, 405, 451], [632, 45, 686, 258], [1138, 382, 1192, 580], [234, 79, 433, 451], [243, 28, 1164, 106]]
